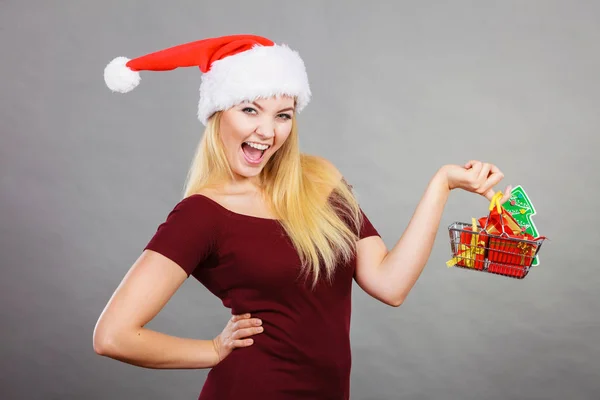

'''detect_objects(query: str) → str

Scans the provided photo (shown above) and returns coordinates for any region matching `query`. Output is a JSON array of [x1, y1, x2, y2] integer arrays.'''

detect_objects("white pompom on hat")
[[103, 34, 311, 125]]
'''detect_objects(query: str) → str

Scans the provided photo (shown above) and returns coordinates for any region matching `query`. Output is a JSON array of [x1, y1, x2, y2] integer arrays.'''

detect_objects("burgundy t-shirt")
[[144, 193, 380, 399]]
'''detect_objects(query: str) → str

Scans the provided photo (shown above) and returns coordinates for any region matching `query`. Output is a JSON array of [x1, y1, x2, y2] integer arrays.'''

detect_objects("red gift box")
[[478, 207, 521, 238], [486, 234, 539, 278], [456, 226, 488, 270], [447, 219, 489, 270]]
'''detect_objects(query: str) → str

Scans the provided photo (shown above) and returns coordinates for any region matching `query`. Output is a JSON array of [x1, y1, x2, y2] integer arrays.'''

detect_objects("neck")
[[216, 176, 264, 195]]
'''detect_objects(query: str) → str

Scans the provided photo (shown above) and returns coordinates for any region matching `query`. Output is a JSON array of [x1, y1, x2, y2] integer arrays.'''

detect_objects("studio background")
[[2, 1, 598, 399]]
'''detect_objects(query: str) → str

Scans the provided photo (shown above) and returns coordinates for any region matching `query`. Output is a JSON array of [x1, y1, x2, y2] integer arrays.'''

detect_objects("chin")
[[233, 167, 262, 178]]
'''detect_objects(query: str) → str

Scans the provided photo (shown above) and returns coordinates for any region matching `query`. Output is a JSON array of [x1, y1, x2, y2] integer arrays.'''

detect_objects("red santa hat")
[[103, 34, 311, 125]]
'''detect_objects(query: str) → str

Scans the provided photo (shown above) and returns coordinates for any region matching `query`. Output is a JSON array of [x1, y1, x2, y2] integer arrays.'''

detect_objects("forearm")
[[97, 327, 218, 370], [380, 167, 450, 304]]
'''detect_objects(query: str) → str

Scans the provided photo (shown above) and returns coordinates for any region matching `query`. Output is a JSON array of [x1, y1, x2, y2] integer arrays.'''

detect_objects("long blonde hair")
[[183, 111, 364, 289]]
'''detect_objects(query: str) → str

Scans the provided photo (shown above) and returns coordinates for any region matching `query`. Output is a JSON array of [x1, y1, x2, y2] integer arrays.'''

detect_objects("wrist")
[[210, 337, 221, 368], [433, 166, 452, 192]]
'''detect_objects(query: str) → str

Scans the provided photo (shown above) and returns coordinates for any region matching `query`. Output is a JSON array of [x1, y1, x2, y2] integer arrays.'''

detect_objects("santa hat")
[[103, 34, 311, 125]]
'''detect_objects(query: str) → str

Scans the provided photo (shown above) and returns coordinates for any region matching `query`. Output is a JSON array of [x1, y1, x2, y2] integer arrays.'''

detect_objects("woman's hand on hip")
[[211, 313, 263, 365]]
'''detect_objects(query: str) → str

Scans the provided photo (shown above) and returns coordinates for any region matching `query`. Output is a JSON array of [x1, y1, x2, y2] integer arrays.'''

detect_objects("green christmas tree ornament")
[[501, 185, 541, 266]]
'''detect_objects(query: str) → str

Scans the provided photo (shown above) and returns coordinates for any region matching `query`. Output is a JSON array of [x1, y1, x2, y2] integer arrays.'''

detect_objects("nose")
[[255, 121, 275, 139]]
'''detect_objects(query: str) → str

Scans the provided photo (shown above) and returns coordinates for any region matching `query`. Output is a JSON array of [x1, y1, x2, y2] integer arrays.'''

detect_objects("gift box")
[[478, 208, 521, 238], [447, 219, 488, 270], [486, 235, 539, 278]]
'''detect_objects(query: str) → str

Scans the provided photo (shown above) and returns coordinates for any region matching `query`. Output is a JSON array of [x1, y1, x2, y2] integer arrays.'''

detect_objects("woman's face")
[[219, 96, 295, 182]]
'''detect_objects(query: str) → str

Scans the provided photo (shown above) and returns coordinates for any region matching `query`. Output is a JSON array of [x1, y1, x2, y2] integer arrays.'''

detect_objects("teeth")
[[244, 142, 270, 151]]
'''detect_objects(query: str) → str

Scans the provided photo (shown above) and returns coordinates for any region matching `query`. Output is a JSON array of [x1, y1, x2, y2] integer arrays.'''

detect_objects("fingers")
[[232, 338, 255, 347], [480, 176, 504, 200], [489, 163, 504, 180], [465, 160, 482, 176], [500, 185, 512, 204], [477, 163, 495, 191], [464, 160, 478, 169], [480, 164, 509, 201], [232, 325, 264, 341], [230, 313, 251, 323], [480, 172, 502, 194], [233, 317, 262, 330], [483, 184, 512, 202], [462, 161, 509, 201], [462, 160, 512, 203], [477, 163, 492, 183], [228, 314, 263, 348]]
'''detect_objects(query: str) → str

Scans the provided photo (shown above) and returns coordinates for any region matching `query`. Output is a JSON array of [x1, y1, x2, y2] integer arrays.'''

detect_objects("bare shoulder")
[[195, 187, 223, 203], [192, 187, 235, 213]]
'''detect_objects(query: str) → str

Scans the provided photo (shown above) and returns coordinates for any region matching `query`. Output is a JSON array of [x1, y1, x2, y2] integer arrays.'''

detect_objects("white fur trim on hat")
[[104, 57, 141, 93], [197, 44, 311, 125]]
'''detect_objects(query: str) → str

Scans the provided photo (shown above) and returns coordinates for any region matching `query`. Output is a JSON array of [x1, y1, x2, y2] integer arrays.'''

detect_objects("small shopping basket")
[[447, 193, 546, 279]]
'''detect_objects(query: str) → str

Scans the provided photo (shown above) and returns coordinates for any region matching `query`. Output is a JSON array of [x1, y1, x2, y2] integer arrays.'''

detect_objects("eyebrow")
[[251, 101, 294, 113]]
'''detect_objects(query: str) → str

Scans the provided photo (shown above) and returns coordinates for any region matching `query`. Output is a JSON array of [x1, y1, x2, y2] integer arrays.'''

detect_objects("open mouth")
[[241, 141, 270, 164]]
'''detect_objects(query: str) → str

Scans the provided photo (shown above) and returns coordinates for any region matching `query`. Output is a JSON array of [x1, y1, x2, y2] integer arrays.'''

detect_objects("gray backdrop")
[[2, 1, 598, 399]]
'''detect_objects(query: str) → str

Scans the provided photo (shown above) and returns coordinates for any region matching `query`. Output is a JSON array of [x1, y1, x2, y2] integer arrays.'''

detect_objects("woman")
[[94, 34, 511, 399]]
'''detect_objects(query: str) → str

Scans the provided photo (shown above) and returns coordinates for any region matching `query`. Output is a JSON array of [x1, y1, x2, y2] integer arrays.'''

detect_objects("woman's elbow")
[[388, 293, 406, 307], [93, 320, 121, 357], [388, 298, 403, 307], [93, 328, 110, 356]]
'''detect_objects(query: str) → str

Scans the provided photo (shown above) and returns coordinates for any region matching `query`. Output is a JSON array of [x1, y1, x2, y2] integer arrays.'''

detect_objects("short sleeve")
[[359, 208, 380, 240], [143, 195, 218, 276], [339, 177, 380, 240]]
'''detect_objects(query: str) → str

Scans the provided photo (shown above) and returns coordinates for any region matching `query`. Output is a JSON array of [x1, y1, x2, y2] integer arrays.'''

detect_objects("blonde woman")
[[94, 34, 511, 399]]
